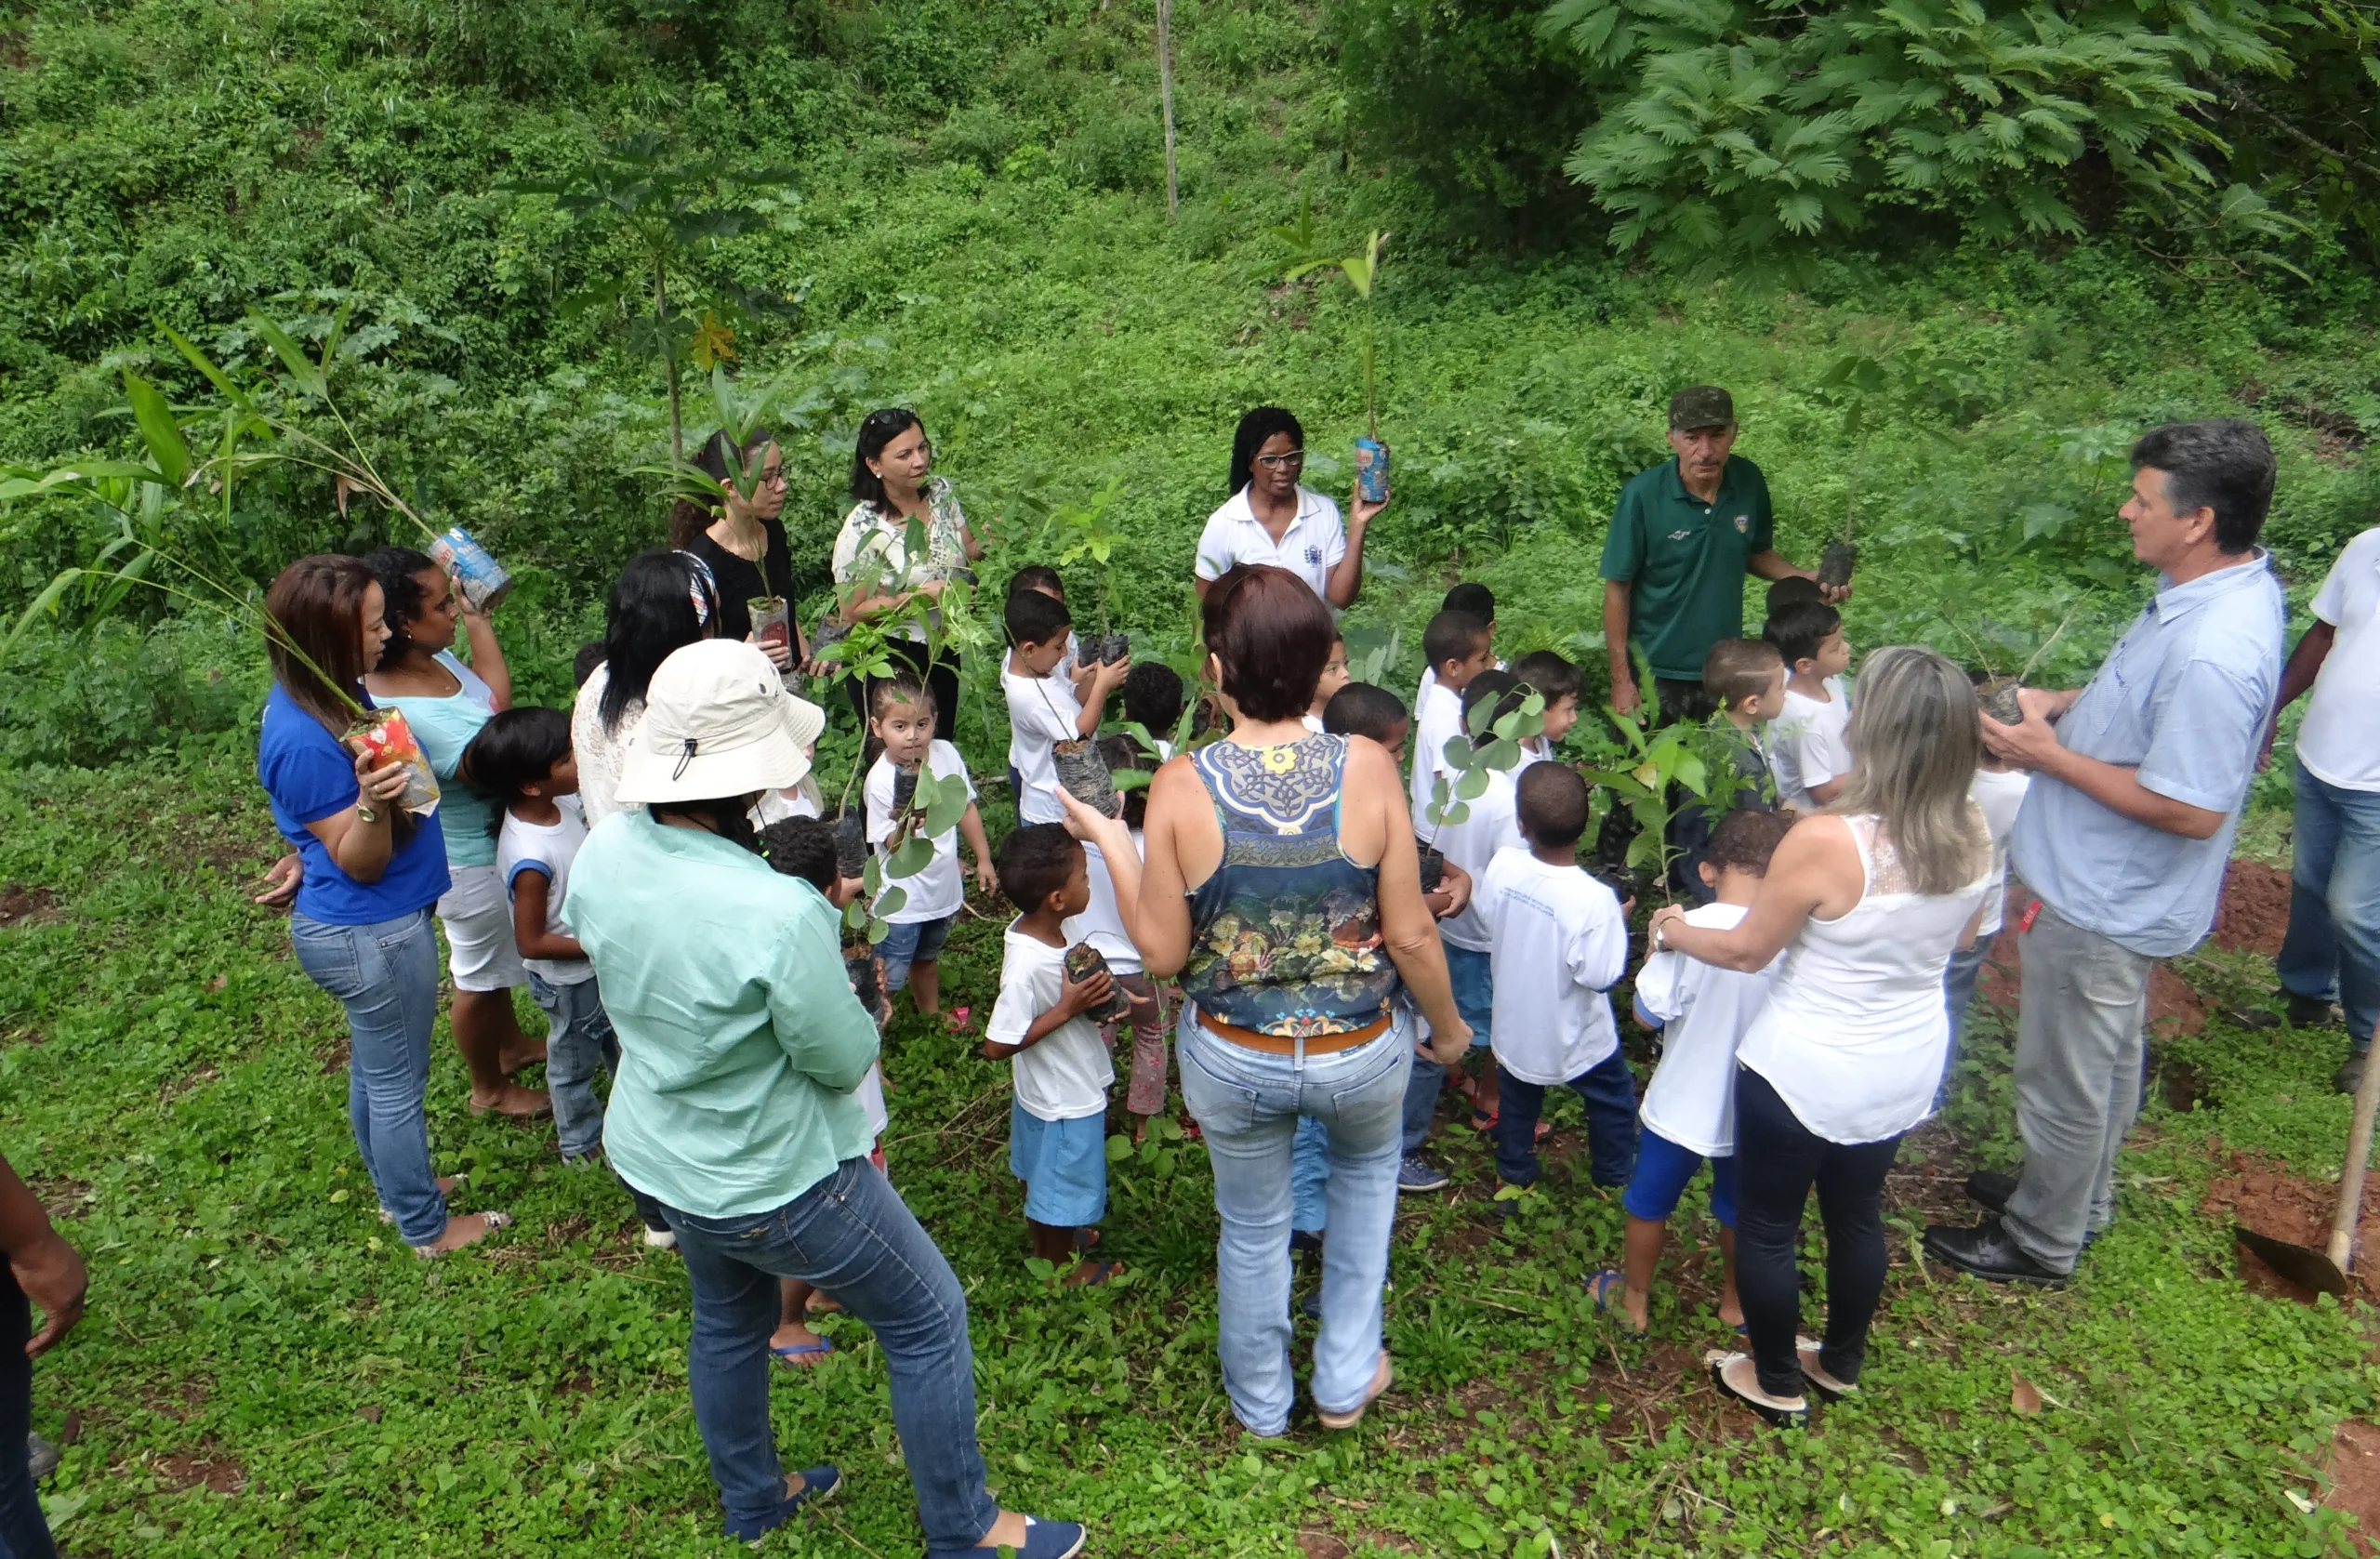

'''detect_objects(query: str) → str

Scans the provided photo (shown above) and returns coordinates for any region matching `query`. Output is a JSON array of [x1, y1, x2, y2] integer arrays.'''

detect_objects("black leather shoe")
[[2288, 993, 2342, 1028], [1922, 1218, 2069, 1287], [1964, 1169, 2016, 1215]]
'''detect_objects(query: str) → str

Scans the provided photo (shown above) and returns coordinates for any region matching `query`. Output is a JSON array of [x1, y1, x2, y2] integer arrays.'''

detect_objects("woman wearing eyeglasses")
[[1193, 406, 1386, 609], [829, 408, 985, 738], [671, 428, 807, 672]]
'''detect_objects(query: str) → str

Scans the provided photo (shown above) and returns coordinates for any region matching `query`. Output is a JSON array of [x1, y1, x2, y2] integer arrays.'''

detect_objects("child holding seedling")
[[1003, 588, 1128, 825], [986, 825, 1124, 1285], [1430, 670, 1531, 1133], [1415, 583, 1498, 711], [1122, 662, 1185, 759], [1595, 806, 1796, 1334], [1475, 763, 1637, 1196], [1065, 736, 1168, 1141], [1008, 564, 1094, 702], [1763, 599, 1854, 813], [865, 676, 994, 1024], [1509, 650, 1582, 761], [1408, 609, 1498, 826], [464, 707, 675, 1242], [1670, 638, 1788, 903]]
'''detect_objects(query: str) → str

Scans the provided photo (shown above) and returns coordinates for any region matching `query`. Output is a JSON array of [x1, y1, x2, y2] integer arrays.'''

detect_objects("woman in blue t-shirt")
[[364, 548, 549, 1121], [258, 554, 516, 1258]]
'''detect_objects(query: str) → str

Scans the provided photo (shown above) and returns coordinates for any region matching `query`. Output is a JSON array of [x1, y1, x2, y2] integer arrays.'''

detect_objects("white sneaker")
[[643, 1227, 678, 1250]]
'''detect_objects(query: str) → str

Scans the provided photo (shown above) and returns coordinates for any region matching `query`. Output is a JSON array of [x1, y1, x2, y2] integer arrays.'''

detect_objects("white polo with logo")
[[1193, 485, 1348, 601]]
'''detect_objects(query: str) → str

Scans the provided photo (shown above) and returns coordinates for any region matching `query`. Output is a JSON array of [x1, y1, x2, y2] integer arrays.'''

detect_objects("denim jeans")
[[527, 973, 618, 1160], [1289, 1116, 1330, 1234], [1494, 1053, 1639, 1189], [1939, 936, 1990, 1097], [2279, 757, 2380, 1050], [1400, 1040, 1446, 1154], [1178, 1004, 1412, 1436], [877, 914, 954, 997], [289, 909, 448, 1246], [657, 1158, 998, 1549], [0, 1272, 56, 1559]]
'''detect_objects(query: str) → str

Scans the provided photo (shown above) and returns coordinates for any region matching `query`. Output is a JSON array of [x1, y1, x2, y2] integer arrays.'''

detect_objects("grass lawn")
[[2, 748, 2374, 1558]]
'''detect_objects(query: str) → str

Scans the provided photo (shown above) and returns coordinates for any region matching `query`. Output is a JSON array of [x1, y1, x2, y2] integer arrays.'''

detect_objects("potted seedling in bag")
[[1038, 478, 1133, 667], [1421, 684, 1547, 893], [1278, 203, 1391, 503], [1064, 942, 1136, 1023], [1051, 738, 1119, 816], [1582, 702, 1713, 901], [1943, 601, 2087, 726], [846, 762, 974, 945], [1814, 351, 1892, 590]]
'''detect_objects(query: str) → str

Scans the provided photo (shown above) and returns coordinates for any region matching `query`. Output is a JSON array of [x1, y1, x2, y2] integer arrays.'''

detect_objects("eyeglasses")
[[758, 467, 787, 486], [1253, 450, 1304, 470]]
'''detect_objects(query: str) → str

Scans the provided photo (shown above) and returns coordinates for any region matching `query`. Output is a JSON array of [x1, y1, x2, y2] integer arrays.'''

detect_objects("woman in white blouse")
[[828, 408, 984, 739], [573, 551, 720, 829], [1648, 647, 1990, 1427], [1190, 406, 1386, 609]]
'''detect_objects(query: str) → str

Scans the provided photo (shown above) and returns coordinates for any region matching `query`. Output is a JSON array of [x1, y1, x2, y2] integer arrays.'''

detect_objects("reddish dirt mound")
[[2213, 859, 2291, 958], [0, 886, 57, 929], [2203, 1150, 2380, 1303], [2332, 1421, 2380, 1555]]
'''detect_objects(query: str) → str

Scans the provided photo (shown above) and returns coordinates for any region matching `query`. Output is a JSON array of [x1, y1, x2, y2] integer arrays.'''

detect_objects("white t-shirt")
[[1003, 657, 1083, 825], [2299, 526, 2380, 791], [1408, 679, 1465, 823], [1433, 766, 1524, 952], [987, 922, 1115, 1121], [1636, 903, 1783, 1157], [1476, 848, 1629, 1085], [1772, 674, 1852, 813], [1064, 828, 1144, 976], [866, 741, 976, 923], [496, 795, 594, 984], [1969, 766, 2031, 936], [1192, 486, 1347, 601]]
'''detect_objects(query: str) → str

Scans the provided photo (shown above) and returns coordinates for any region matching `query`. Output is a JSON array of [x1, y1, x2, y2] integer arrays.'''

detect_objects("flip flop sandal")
[[944, 1007, 972, 1033], [1796, 1338, 1859, 1400], [771, 1337, 835, 1367], [411, 1210, 513, 1260], [1072, 1259, 1127, 1288], [1584, 1269, 1647, 1333], [805, 1292, 845, 1317], [1316, 1350, 1394, 1430], [1073, 1227, 1103, 1252], [1705, 1350, 1807, 1428]]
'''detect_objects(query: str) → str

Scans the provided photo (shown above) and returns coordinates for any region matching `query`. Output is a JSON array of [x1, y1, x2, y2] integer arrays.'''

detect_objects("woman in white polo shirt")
[[1192, 406, 1386, 608]]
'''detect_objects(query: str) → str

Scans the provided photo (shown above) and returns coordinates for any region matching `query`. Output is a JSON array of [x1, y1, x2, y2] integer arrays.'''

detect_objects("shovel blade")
[[2234, 1223, 2351, 1297]]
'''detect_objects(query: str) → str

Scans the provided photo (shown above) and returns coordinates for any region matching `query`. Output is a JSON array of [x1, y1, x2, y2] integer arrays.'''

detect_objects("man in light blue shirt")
[[1925, 419, 2283, 1285]]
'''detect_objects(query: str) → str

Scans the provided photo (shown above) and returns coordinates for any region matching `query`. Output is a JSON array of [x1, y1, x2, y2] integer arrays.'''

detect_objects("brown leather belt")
[[1197, 1009, 1393, 1056]]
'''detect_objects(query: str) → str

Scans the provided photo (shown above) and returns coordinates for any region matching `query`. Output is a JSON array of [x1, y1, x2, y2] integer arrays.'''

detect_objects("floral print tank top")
[[1182, 733, 1402, 1038]]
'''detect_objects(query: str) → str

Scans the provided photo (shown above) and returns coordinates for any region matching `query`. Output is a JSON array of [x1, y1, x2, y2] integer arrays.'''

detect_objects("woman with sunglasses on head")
[[1193, 406, 1387, 609], [828, 408, 983, 739], [671, 428, 807, 673]]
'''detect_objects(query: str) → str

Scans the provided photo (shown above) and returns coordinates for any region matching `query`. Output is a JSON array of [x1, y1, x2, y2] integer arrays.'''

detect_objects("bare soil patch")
[[153, 1442, 245, 1495], [0, 885, 58, 928], [2203, 1149, 2379, 1303], [2212, 859, 2291, 959], [2329, 1420, 2380, 1554]]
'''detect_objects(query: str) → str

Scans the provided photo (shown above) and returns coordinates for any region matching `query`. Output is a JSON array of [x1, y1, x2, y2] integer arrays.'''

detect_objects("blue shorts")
[[878, 913, 955, 993], [1621, 1128, 1737, 1229], [1444, 945, 1493, 1050], [1009, 1100, 1108, 1228]]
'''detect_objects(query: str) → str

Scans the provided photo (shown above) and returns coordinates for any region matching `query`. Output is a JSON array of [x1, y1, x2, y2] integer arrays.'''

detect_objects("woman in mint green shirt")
[[364, 548, 550, 1121], [564, 638, 1083, 1559]]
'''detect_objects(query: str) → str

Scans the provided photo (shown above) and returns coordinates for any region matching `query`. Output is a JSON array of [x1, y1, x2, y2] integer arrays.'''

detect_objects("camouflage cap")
[[1668, 385, 1736, 431]]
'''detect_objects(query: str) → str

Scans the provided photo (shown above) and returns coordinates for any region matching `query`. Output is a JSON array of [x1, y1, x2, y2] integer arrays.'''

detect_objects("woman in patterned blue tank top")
[[1055, 565, 1470, 1439]]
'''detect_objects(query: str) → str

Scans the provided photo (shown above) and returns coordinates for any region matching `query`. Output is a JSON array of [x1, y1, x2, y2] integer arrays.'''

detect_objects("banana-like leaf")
[[161, 325, 249, 407], [0, 567, 93, 666], [123, 372, 191, 488], [245, 312, 328, 399]]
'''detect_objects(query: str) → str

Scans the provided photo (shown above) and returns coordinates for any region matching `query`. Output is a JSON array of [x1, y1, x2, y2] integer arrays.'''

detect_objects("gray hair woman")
[[1648, 646, 1990, 1427]]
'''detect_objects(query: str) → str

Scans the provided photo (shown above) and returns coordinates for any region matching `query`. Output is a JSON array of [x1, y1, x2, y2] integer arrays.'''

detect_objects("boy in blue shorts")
[[1596, 806, 1796, 1334], [985, 825, 1125, 1286]]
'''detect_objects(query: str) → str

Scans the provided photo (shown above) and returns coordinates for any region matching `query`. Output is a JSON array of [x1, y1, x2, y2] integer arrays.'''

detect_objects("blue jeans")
[[1941, 936, 1990, 1096], [658, 1158, 998, 1550], [0, 1272, 56, 1559], [1444, 945, 1494, 1049], [289, 909, 448, 1246], [1178, 1005, 1412, 1436], [2279, 757, 2380, 1050], [1494, 1053, 1638, 1189], [527, 973, 617, 1160], [1290, 1117, 1330, 1234], [878, 914, 954, 996]]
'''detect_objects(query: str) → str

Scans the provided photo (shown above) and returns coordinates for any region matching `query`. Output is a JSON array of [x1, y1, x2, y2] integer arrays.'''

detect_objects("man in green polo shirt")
[[1601, 386, 1845, 719]]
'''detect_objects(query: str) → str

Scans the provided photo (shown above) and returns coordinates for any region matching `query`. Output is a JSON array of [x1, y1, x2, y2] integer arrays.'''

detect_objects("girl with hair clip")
[[828, 408, 984, 737]]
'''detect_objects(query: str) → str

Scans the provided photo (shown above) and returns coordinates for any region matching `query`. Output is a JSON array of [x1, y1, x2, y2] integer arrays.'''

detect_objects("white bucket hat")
[[615, 640, 828, 806]]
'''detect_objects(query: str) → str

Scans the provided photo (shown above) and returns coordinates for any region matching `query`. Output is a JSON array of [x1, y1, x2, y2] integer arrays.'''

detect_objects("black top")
[[684, 519, 794, 646]]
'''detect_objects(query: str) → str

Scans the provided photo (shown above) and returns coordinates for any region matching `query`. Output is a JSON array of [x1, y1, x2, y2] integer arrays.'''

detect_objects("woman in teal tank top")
[[1057, 565, 1470, 1439]]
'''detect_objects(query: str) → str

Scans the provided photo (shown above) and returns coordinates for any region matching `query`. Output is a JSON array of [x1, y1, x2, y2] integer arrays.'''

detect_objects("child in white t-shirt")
[[1002, 586, 1126, 824], [864, 676, 993, 1024], [986, 825, 1123, 1285], [1408, 608, 1498, 825], [1064, 737, 1168, 1139], [1763, 599, 1854, 813], [1429, 670, 1530, 1131], [469, 707, 618, 1167], [1475, 762, 1636, 1195], [1597, 807, 1796, 1335], [1944, 740, 2031, 1083]]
